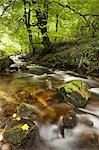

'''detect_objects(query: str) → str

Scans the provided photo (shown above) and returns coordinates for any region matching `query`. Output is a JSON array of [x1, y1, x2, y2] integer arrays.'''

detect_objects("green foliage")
[[74, 38, 99, 74], [0, 0, 98, 54]]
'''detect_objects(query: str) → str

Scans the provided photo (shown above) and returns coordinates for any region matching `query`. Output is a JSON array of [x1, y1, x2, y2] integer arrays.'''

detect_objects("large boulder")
[[58, 80, 90, 108]]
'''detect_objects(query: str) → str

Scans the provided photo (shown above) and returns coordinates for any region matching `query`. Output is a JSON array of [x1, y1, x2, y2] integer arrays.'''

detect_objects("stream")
[[0, 55, 99, 150]]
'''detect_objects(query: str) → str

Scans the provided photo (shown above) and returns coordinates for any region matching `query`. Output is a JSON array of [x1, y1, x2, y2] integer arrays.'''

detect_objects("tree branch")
[[50, 0, 99, 37], [22, 0, 28, 27], [50, 1, 87, 21], [30, 22, 38, 27], [50, 1, 99, 22], [0, 0, 12, 17], [18, 15, 25, 23]]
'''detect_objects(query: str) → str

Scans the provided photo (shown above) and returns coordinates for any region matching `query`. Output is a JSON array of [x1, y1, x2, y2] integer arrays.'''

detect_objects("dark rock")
[[62, 110, 77, 129], [58, 109, 77, 138], [66, 91, 87, 108], [0, 57, 14, 73]]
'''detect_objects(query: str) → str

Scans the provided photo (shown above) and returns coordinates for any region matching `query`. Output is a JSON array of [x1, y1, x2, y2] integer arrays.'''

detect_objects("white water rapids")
[[0, 55, 99, 150]]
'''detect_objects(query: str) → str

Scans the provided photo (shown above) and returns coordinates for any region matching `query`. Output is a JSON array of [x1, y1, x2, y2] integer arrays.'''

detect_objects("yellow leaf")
[[12, 113, 17, 118], [21, 124, 29, 131], [16, 116, 21, 121]]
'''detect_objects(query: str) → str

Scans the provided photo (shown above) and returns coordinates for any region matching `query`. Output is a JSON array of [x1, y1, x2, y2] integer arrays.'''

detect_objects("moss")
[[17, 103, 34, 118], [4, 125, 29, 145], [59, 80, 90, 108], [3, 119, 37, 145], [60, 80, 90, 99]]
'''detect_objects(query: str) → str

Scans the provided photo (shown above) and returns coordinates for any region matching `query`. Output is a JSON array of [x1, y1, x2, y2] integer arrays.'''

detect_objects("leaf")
[[21, 124, 29, 131]]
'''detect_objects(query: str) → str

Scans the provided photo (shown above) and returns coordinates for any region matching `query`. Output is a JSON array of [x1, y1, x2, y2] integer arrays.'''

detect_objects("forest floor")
[[25, 37, 99, 76]]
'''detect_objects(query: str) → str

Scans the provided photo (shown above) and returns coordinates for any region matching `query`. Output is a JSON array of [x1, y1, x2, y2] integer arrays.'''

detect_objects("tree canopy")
[[0, 0, 99, 54]]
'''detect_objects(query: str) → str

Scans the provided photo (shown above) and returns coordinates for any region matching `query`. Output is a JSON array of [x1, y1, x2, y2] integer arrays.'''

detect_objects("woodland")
[[0, 0, 99, 75], [0, 1, 99, 150]]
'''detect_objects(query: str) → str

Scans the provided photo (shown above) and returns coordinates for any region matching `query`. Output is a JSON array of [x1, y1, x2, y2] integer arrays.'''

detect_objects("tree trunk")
[[22, 0, 35, 53], [35, 0, 50, 50], [55, 14, 59, 42], [27, 28, 34, 52]]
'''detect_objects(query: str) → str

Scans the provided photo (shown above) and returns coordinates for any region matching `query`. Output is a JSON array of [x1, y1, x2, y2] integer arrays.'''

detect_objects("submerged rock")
[[14, 86, 55, 106], [2, 104, 18, 118], [8, 79, 28, 95], [3, 119, 37, 145], [58, 80, 90, 108]]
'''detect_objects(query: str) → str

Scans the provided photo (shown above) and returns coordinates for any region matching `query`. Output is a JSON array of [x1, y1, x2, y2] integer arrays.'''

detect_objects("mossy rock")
[[59, 80, 90, 108], [3, 119, 37, 145], [17, 103, 36, 118]]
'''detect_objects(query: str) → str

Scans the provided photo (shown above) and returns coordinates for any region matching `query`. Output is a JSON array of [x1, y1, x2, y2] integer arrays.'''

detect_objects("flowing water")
[[0, 55, 99, 150], [37, 73, 99, 150]]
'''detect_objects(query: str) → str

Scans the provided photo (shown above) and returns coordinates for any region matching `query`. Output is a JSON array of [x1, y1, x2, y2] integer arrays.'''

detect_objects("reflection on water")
[[0, 55, 99, 150]]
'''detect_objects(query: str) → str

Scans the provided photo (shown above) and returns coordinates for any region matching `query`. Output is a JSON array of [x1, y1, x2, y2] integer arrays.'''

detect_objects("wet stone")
[[3, 119, 37, 145], [17, 103, 36, 118], [58, 80, 90, 108], [27, 65, 52, 75], [66, 91, 87, 108], [62, 110, 77, 129], [58, 109, 77, 138]]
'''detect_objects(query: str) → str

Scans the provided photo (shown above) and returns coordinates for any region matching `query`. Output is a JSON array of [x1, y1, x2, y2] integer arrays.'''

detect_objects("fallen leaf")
[[21, 124, 29, 131]]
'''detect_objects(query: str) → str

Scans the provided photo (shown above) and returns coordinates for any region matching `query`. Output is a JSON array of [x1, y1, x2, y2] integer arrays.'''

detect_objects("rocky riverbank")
[[24, 38, 99, 76]]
